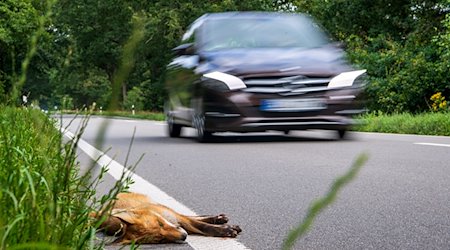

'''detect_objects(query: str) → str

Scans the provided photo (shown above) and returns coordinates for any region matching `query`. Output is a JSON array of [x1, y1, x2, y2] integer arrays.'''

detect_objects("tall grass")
[[0, 0, 148, 247], [0, 107, 136, 249], [0, 109, 84, 248]]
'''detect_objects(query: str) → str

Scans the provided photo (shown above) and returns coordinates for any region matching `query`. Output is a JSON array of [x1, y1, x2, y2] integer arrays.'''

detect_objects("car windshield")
[[201, 15, 330, 51]]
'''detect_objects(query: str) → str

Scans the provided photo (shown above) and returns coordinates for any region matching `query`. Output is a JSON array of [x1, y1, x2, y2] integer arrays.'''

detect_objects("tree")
[[54, 0, 134, 106], [294, 0, 447, 41], [135, 0, 276, 110], [0, 0, 39, 103], [31, 0, 278, 110], [295, 0, 450, 113]]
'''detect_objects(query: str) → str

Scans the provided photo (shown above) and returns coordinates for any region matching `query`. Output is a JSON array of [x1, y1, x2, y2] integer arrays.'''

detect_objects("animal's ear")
[[111, 209, 137, 224]]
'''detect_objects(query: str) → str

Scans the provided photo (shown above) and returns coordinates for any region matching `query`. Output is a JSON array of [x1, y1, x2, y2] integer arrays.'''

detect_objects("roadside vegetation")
[[61, 110, 165, 121], [355, 91, 450, 136], [62, 110, 450, 136], [0, 0, 448, 249], [1, 1, 448, 115], [356, 112, 450, 136], [0, 107, 132, 249], [2, 0, 448, 134], [0, 1, 137, 248]]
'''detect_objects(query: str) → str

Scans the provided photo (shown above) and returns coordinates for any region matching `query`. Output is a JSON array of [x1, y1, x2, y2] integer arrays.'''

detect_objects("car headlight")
[[327, 70, 367, 89], [203, 71, 246, 91]]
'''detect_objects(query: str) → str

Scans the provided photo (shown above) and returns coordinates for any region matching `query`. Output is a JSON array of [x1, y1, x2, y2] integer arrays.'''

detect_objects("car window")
[[201, 15, 330, 51], [182, 16, 206, 44]]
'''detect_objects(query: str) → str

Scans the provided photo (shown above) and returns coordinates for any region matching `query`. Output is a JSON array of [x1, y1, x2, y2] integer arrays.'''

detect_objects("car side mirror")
[[172, 43, 196, 56], [333, 41, 346, 50]]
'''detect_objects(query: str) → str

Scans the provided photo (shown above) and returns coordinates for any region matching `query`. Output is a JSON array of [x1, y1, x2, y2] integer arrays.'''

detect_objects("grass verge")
[[0, 107, 131, 249], [355, 112, 450, 136], [61, 110, 165, 121], [1, 2, 142, 248]]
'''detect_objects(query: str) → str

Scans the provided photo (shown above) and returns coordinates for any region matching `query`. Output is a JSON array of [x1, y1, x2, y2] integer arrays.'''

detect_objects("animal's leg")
[[90, 211, 127, 237], [187, 214, 229, 224], [177, 217, 241, 237], [150, 204, 241, 237], [99, 215, 127, 237]]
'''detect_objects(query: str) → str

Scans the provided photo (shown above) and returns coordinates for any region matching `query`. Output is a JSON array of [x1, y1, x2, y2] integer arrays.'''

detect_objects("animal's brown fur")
[[92, 192, 241, 244]]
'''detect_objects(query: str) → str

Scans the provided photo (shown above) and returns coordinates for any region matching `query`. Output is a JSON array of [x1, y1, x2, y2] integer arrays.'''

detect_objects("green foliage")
[[347, 35, 448, 113], [2, 0, 449, 113], [296, 0, 450, 113], [295, 0, 446, 41], [0, 0, 39, 101], [124, 85, 146, 111], [63, 109, 166, 121], [283, 153, 368, 250], [55, 0, 134, 79], [60, 95, 74, 110], [108, 13, 146, 111], [0, 78, 6, 103], [76, 68, 111, 108], [0, 0, 63, 107], [356, 112, 450, 136], [0, 107, 135, 249], [0, 107, 90, 248], [437, 12, 450, 59]]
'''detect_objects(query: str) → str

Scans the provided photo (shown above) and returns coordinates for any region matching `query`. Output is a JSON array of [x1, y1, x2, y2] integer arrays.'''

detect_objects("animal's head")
[[108, 209, 188, 244]]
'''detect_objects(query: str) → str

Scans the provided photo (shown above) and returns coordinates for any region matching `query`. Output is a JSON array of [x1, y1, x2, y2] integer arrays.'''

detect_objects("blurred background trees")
[[0, 0, 449, 113], [295, 0, 450, 113]]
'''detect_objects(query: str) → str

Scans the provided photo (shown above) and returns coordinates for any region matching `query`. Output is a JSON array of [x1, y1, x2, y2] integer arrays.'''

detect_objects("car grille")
[[242, 75, 332, 95]]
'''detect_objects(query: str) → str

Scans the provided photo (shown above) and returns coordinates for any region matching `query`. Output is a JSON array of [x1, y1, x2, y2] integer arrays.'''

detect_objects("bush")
[[124, 85, 145, 111], [297, 1, 449, 114], [347, 34, 449, 113]]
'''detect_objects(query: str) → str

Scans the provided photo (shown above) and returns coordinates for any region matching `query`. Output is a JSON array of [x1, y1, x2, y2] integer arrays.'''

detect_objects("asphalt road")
[[60, 115, 450, 250]]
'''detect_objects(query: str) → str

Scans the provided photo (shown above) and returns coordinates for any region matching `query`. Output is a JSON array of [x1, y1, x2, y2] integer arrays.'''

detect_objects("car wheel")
[[337, 129, 346, 139], [167, 113, 182, 137], [192, 98, 213, 142]]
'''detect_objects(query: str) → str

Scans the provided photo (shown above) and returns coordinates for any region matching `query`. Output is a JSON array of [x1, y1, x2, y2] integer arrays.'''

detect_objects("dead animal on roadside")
[[91, 192, 242, 244]]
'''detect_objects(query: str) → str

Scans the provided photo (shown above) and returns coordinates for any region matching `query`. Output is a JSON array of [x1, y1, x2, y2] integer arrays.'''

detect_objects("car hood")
[[197, 46, 353, 77]]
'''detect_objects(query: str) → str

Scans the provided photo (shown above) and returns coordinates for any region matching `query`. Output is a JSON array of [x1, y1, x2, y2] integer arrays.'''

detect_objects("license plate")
[[260, 98, 327, 112]]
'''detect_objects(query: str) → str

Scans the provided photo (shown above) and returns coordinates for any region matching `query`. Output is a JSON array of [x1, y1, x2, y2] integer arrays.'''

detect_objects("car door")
[[166, 52, 199, 125]]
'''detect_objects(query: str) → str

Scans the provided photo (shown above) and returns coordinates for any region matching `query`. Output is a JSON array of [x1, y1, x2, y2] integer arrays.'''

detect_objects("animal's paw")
[[232, 225, 242, 234], [224, 225, 242, 237], [214, 214, 229, 224]]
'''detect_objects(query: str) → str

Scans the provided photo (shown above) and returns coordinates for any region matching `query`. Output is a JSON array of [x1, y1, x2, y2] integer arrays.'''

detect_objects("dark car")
[[165, 12, 367, 142]]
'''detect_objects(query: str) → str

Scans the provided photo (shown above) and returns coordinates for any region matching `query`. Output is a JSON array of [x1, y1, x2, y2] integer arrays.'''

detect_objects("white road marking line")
[[61, 128, 250, 250], [414, 142, 450, 148]]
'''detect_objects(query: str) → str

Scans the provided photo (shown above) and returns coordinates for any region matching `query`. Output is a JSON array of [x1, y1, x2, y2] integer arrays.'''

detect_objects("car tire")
[[192, 98, 213, 142], [337, 129, 346, 139], [167, 113, 182, 138]]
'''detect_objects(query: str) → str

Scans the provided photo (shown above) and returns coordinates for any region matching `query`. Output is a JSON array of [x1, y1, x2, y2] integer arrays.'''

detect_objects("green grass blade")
[[283, 153, 368, 250]]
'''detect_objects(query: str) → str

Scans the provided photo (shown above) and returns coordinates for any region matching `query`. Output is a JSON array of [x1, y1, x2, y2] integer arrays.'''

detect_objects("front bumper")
[[203, 88, 366, 133], [205, 114, 360, 132]]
